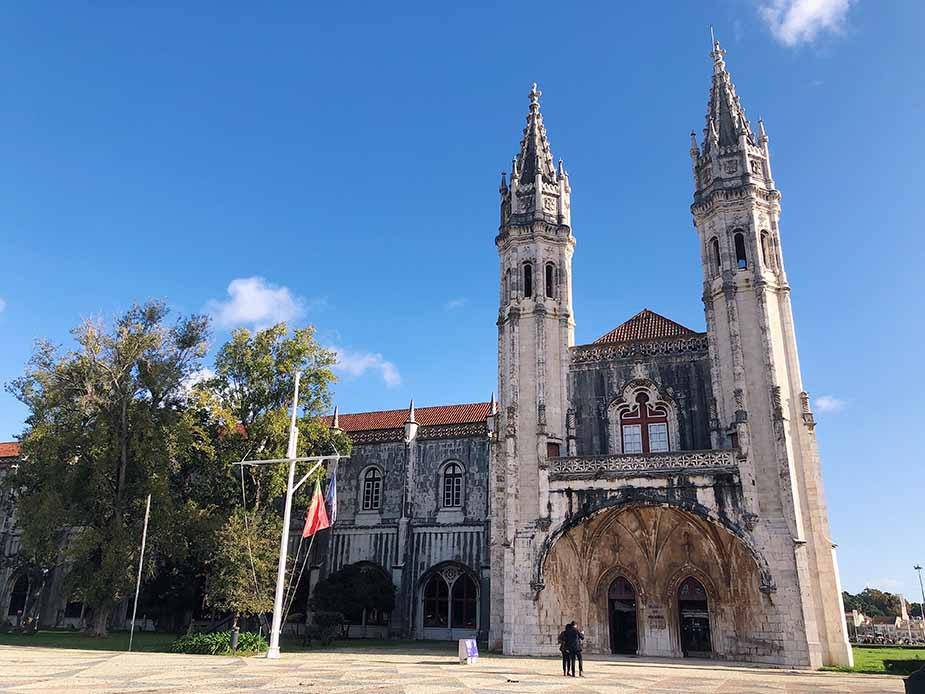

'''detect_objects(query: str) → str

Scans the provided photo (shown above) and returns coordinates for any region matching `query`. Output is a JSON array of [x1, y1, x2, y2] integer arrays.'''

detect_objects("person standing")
[[558, 623, 577, 676], [570, 621, 585, 677]]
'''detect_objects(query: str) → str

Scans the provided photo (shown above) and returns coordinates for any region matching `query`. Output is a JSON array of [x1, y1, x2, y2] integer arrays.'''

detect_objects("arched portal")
[[538, 504, 772, 659], [608, 576, 638, 654], [420, 564, 478, 640], [677, 576, 712, 657]]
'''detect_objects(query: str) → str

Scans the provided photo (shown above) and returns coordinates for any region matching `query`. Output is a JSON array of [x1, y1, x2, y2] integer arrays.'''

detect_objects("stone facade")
[[488, 40, 852, 668]]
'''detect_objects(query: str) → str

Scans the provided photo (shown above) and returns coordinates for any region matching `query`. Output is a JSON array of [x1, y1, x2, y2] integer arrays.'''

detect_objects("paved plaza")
[[0, 645, 905, 693]]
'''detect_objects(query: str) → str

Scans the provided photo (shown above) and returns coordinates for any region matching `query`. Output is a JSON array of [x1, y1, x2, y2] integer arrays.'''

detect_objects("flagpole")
[[267, 372, 301, 659], [128, 493, 151, 652]]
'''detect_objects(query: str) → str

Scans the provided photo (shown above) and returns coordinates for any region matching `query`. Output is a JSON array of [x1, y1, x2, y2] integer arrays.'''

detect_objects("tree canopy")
[[4, 308, 349, 635], [6, 302, 209, 635], [309, 563, 396, 630], [843, 588, 919, 618]]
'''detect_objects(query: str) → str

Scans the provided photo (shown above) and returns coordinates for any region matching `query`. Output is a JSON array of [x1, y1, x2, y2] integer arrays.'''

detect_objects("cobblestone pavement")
[[0, 646, 905, 693]]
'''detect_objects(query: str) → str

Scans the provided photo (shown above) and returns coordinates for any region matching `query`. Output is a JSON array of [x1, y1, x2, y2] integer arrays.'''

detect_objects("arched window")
[[760, 231, 772, 269], [442, 462, 463, 508], [523, 263, 533, 298], [709, 237, 721, 276], [422, 566, 478, 633], [450, 574, 478, 628], [422, 573, 450, 628], [620, 392, 670, 454], [545, 262, 555, 298], [733, 232, 747, 270], [362, 467, 382, 511], [504, 268, 512, 303]]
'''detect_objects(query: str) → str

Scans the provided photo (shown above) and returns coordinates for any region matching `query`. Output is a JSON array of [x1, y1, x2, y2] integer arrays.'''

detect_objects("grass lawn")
[[821, 645, 925, 675], [0, 629, 178, 652]]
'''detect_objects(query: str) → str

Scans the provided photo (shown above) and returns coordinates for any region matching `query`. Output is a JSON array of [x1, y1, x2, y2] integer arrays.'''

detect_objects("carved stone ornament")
[[742, 511, 759, 531], [549, 448, 736, 479], [771, 386, 783, 419], [750, 159, 761, 174], [571, 335, 708, 364], [724, 159, 739, 174], [439, 566, 462, 584]]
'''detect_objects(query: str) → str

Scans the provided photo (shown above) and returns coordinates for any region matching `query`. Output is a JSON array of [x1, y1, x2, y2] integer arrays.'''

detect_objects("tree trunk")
[[91, 605, 111, 637]]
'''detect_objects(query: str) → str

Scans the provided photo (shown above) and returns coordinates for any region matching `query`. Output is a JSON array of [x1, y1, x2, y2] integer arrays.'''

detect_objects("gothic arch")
[[533, 497, 774, 597], [607, 380, 681, 455], [593, 564, 647, 604]]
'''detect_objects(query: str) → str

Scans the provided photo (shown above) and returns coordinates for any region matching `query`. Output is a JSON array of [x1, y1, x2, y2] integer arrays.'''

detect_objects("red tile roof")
[[332, 402, 491, 432], [0, 442, 21, 458], [594, 309, 698, 344]]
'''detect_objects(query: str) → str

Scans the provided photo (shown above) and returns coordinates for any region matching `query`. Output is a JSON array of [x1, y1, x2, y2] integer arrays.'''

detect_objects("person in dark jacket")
[[570, 621, 585, 676], [558, 623, 579, 676]]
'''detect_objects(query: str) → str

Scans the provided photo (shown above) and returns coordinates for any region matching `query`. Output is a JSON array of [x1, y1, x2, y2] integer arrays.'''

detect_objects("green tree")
[[310, 563, 396, 636], [190, 324, 350, 628], [842, 588, 905, 617], [6, 302, 209, 635]]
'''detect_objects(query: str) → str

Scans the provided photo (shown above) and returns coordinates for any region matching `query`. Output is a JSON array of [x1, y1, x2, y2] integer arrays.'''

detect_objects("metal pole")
[[128, 494, 151, 652], [267, 373, 301, 659], [916, 565, 925, 640]]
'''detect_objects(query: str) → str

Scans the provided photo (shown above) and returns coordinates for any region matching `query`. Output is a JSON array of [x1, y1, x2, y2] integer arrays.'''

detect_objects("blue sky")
[[1, 2, 923, 599]]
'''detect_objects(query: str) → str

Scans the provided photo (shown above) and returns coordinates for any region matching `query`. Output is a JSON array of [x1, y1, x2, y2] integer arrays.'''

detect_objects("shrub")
[[310, 611, 344, 645], [167, 630, 268, 656]]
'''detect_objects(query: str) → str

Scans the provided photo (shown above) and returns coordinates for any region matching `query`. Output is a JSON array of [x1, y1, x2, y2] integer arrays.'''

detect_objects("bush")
[[310, 611, 344, 645], [167, 630, 268, 656]]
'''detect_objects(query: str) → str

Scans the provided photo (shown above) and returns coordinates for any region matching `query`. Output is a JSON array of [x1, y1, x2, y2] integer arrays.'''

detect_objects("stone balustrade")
[[549, 448, 737, 480]]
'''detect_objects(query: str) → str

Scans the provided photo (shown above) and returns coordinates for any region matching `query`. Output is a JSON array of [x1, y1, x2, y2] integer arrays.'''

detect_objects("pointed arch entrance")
[[677, 576, 712, 657], [420, 563, 479, 640], [607, 576, 638, 654]]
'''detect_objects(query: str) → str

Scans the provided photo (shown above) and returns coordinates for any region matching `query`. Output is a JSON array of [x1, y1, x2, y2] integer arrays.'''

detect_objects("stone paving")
[[0, 646, 905, 693]]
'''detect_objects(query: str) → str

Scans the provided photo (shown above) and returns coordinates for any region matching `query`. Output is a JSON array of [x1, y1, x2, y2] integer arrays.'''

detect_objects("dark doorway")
[[608, 576, 638, 654], [677, 576, 712, 657], [7, 575, 29, 623]]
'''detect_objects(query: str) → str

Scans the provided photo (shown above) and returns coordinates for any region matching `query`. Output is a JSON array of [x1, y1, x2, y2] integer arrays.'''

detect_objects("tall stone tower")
[[689, 40, 853, 667], [489, 84, 574, 651]]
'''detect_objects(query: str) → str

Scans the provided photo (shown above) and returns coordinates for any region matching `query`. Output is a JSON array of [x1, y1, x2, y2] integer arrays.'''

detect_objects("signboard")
[[458, 638, 479, 664]]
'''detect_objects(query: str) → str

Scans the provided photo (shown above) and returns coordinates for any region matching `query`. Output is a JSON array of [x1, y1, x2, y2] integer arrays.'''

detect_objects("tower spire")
[[513, 83, 557, 186], [502, 83, 570, 226], [702, 37, 755, 154]]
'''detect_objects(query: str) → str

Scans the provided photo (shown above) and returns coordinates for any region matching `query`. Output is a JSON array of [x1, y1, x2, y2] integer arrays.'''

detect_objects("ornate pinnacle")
[[711, 38, 726, 73], [529, 82, 542, 111]]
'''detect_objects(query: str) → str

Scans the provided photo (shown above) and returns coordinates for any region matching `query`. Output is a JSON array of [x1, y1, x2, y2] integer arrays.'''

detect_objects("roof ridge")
[[593, 309, 697, 345]]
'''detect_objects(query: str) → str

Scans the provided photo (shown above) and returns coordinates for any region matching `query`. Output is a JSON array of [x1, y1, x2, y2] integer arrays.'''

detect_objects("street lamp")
[[915, 565, 925, 640]]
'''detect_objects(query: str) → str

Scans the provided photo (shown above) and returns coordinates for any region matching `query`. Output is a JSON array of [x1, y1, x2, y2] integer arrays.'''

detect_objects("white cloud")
[[757, 0, 853, 46], [814, 394, 847, 413], [207, 277, 306, 330], [0, 297, 6, 313], [444, 298, 467, 311], [330, 346, 401, 388]]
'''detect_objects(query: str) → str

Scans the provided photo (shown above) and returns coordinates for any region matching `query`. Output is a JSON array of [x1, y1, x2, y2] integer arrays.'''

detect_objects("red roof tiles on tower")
[[594, 309, 697, 344]]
